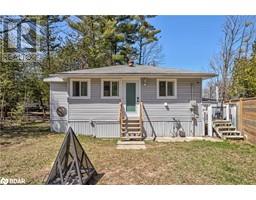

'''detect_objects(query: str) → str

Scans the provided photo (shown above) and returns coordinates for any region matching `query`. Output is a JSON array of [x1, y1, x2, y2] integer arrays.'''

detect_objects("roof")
[[46, 65, 217, 81]]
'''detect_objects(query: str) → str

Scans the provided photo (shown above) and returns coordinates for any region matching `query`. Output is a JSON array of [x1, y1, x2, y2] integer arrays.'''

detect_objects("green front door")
[[126, 83, 136, 112]]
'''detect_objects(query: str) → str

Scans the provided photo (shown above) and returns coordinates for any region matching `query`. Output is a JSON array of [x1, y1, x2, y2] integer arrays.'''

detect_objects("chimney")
[[128, 60, 134, 67]]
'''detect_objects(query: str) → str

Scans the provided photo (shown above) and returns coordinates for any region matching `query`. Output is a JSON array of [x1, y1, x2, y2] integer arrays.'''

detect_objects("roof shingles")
[[57, 64, 215, 77]]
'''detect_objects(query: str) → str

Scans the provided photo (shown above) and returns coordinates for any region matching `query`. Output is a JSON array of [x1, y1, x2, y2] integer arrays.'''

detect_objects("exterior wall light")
[[143, 78, 147, 86]]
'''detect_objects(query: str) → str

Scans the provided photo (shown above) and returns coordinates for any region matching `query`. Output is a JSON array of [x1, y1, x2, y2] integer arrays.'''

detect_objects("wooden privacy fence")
[[226, 97, 256, 143]]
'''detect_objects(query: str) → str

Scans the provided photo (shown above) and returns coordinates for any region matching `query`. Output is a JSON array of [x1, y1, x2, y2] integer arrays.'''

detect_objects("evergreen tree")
[[68, 16, 113, 68], [37, 15, 68, 74], [230, 41, 256, 98], [67, 15, 160, 67], [133, 16, 161, 65]]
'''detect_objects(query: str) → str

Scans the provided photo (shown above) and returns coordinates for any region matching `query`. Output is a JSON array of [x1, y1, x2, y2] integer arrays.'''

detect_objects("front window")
[[72, 81, 80, 96], [102, 80, 119, 98], [157, 79, 176, 98], [71, 80, 89, 97], [159, 81, 166, 96]]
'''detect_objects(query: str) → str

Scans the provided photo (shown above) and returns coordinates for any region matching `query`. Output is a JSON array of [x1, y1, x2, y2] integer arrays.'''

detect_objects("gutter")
[[56, 73, 217, 79]]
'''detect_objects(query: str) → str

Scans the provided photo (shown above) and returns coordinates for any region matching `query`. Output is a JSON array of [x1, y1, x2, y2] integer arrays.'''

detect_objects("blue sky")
[[149, 16, 226, 72]]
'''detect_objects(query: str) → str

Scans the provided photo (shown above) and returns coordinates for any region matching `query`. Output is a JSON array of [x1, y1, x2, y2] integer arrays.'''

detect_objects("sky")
[[149, 16, 226, 73]]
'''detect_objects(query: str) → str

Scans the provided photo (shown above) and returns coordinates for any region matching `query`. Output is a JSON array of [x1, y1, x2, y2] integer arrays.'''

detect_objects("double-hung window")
[[157, 79, 177, 99], [102, 80, 119, 98], [71, 79, 90, 98]]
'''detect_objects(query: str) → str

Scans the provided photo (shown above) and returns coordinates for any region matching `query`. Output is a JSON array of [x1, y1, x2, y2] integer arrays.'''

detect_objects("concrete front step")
[[116, 140, 146, 149], [117, 141, 145, 145]]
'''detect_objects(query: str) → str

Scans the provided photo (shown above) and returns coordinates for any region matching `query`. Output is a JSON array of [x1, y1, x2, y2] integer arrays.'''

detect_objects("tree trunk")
[[0, 93, 5, 129], [39, 96, 46, 121], [138, 37, 143, 65], [46, 16, 51, 72]]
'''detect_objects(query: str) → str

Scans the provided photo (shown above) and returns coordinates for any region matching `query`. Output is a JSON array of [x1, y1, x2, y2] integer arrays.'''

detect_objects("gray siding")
[[69, 121, 119, 138], [141, 78, 201, 103], [50, 77, 205, 137], [68, 103, 119, 121], [141, 78, 203, 137], [143, 120, 204, 137], [67, 78, 120, 136], [69, 121, 95, 136], [50, 82, 68, 132], [68, 78, 119, 121], [143, 103, 192, 121]]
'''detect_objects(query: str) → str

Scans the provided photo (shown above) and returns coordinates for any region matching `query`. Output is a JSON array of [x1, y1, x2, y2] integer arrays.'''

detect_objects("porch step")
[[221, 130, 242, 136], [117, 140, 145, 149], [123, 119, 140, 122], [213, 122, 232, 127], [120, 136, 143, 140], [122, 122, 140, 126], [121, 131, 141, 136], [121, 127, 141, 130], [222, 135, 245, 140], [213, 120, 231, 123], [121, 116, 142, 140], [216, 126, 236, 131], [212, 120, 244, 140]]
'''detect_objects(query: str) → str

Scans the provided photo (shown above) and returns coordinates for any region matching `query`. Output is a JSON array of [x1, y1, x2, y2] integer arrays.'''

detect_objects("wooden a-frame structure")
[[46, 127, 97, 184]]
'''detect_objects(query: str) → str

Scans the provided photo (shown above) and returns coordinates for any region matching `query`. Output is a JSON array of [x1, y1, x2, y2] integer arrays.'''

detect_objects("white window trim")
[[156, 79, 177, 99], [70, 79, 91, 99], [101, 79, 121, 99]]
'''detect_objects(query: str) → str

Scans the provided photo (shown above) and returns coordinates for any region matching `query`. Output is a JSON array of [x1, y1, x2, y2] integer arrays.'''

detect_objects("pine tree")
[[133, 16, 161, 65], [37, 15, 67, 74], [68, 16, 114, 68]]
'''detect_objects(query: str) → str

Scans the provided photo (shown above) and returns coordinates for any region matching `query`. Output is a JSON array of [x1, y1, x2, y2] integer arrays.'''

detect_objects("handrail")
[[119, 102, 126, 120], [119, 101, 126, 137], [139, 101, 144, 137]]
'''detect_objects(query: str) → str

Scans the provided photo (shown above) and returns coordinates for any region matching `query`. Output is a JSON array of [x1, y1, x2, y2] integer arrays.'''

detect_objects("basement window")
[[157, 79, 177, 99]]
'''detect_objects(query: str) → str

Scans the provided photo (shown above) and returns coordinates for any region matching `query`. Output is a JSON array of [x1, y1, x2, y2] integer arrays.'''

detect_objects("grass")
[[0, 122, 256, 184]]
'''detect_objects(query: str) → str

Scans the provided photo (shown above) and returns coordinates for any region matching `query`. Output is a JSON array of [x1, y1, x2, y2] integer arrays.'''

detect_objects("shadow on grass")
[[88, 173, 105, 185], [0, 121, 60, 139]]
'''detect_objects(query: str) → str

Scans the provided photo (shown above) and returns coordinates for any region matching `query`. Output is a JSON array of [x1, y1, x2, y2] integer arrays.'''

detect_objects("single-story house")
[[44, 62, 216, 139]]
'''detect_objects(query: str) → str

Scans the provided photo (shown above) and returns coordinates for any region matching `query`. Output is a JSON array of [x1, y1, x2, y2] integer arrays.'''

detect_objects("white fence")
[[205, 103, 238, 137]]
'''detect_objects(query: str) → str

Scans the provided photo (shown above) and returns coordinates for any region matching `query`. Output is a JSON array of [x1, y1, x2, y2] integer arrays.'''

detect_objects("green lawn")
[[0, 122, 256, 184]]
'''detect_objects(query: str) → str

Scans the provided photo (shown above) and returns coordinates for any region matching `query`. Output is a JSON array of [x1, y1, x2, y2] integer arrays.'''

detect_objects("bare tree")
[[140, 41, 164, 66], [210, 16, 256, 102]]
